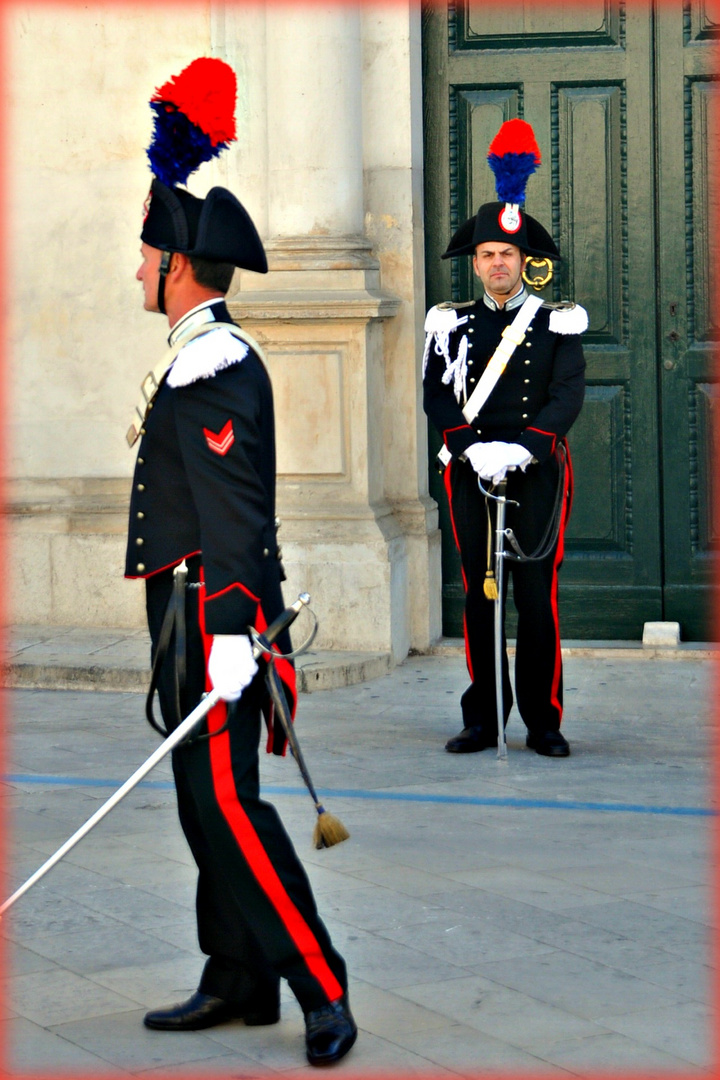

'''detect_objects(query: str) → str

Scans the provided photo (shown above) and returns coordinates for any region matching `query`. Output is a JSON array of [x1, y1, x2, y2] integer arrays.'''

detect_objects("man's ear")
[[168, 252, 189, 279]]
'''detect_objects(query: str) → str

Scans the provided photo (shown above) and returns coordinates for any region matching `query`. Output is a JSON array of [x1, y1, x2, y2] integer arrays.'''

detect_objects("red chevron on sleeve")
[[203, 418, 235, 456]]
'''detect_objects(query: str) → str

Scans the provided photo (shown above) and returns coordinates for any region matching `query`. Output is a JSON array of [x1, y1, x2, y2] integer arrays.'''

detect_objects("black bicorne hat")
[[441, 201, 560, 262], [442, 119, 560, 262], [141, 179, 268, 273]]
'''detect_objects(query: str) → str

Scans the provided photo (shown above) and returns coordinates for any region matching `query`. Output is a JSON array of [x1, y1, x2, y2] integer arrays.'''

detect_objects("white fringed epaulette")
[[423, 302, 469, 337], [422, 303, 470, 402], [544, 301, 589, 336], [167, 326, 250, 388]]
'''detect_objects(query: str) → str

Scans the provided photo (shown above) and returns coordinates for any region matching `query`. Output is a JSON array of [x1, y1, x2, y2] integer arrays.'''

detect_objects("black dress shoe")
[[526, 730, 570, 757], [143, 990, 279, 1031], [305, 994, 357, 1066], [445, 725, 498, 753]]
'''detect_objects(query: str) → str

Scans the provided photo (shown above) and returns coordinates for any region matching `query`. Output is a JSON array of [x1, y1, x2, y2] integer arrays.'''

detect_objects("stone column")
[[265, 6, 364, 239], [230, 5, 414, 661]]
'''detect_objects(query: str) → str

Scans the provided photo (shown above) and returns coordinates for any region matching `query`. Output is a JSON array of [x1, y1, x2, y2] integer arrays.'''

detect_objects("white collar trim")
[[483, 286, 529, 313], [168, 299, 221, 347]]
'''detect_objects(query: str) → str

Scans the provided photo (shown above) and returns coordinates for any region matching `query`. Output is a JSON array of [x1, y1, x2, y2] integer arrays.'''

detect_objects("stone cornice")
[[6, 477, 130, 515], [261, 235, 381, 272], [229, 235, 402, 321], [228, 290, 402, 322]]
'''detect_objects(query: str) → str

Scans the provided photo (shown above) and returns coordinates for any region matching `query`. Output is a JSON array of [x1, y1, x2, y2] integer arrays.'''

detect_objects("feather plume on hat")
[[146, 57, 237, 188], [487, 119, 541, 206]]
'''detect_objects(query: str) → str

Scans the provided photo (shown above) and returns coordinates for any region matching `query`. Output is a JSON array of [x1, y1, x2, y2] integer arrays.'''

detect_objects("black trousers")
[[145, 563, 347, 1013], [446, 451, 570, 736]]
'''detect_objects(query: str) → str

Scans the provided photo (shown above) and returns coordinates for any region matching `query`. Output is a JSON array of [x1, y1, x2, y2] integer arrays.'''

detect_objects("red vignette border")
[[0, 3, 717, 1080], [0, 7, 8, 1073]]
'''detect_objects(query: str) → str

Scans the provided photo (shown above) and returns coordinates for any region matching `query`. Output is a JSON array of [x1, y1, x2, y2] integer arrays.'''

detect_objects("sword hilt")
[[477, 477, 520, 507], [250, 593, 311, 659]]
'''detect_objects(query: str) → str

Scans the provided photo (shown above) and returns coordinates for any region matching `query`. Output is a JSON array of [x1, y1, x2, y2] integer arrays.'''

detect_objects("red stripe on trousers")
[[197, 582, 343, 1002], [444, 463, 474, 681], [549, 454, 571, 723]]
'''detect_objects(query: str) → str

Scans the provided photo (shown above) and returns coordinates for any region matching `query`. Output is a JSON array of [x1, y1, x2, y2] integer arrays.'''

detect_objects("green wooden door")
[[422, 0, 717, 640], [654, 2, 718, 638]]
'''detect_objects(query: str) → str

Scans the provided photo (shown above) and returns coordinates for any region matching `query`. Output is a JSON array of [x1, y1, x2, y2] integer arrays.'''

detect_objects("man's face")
[[472, 242, 526, 303], [136, 242, 163, 312]]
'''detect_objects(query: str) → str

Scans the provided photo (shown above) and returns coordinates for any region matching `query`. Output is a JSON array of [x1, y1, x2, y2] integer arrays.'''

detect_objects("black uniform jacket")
[[423, 294, 586, 463], [125, 301, 285, 642]]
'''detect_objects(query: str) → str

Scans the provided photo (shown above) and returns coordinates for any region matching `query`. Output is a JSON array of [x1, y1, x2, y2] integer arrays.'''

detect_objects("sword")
[[478, 479, 519, 760], [1, 594, 312, 917]]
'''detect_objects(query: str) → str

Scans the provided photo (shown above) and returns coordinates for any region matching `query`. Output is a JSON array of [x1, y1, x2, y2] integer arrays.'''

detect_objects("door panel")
[[422, 0, 716, 640], [454, 1, 621, 49], [655, 2, 718, 638]]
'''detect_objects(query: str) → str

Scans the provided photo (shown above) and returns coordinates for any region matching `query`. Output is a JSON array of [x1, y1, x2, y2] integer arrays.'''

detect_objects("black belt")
[[145, 561, 188, 738]]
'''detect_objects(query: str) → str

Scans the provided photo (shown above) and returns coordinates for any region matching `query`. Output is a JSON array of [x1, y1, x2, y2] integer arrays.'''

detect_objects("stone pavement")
[[0, 633, 716, 1077]]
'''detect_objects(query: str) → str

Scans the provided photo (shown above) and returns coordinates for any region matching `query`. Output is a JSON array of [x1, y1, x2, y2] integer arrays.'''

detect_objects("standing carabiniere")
[[423, 119, 588, 758]]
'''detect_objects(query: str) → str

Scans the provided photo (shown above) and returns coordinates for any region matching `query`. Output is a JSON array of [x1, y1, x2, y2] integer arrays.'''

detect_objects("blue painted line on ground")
[[1, 774, 714, 817]]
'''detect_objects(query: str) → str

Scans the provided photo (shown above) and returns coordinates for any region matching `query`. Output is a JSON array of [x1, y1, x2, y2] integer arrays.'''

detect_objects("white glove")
[[208, 635, 258, 702], [463, 442, 492, 475], [464, 441, 533, 485]]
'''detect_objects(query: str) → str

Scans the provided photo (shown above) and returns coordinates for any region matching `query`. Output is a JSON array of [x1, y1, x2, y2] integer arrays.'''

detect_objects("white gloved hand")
[[463, 441, 493, 476], [464, 441, 533, 485], [208, 634, 258, 702]]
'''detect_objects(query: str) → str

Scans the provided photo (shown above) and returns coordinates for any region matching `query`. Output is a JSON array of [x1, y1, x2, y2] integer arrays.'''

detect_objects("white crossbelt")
[[436, 293, 544, 468], [462, 293, 544, 424], [126, 323, 267, 447]]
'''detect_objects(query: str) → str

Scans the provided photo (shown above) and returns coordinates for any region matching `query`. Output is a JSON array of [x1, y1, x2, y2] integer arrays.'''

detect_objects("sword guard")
[[249, 598, 318, 662], [477, 477, 520, 506]]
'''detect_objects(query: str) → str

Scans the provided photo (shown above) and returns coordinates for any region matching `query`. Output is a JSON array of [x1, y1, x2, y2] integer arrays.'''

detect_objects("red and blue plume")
[[146, 57, 237, 188], [487, 119, 541, 205]]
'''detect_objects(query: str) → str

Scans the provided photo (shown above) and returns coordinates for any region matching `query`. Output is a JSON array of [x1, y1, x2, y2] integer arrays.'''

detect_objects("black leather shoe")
[[143, 990, 279, 1031], [526, 730, 570, 757], [305, 994, 357, 1066], [445, 726, 498, 753]]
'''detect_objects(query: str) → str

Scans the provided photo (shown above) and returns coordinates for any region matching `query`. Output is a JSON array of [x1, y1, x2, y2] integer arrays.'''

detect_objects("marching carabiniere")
[[124, 58, 356, 1066], [423, 119, 587, 758]]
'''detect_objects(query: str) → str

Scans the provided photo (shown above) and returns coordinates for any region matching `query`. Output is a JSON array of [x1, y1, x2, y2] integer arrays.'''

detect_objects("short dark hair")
[[188, 255, 235, 294]]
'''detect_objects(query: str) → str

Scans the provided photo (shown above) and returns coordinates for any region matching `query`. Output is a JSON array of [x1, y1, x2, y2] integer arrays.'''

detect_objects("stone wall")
[[5, 3, 440, 661]]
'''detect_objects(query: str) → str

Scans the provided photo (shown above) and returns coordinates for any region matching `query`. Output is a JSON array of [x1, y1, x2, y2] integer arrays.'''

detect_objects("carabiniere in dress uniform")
[[122, 56, 357, 1067], [423, 118, 588, 759]]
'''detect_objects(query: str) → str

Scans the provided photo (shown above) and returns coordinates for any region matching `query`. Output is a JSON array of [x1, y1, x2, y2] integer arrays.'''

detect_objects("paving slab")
[[0, 646, 716, 1077]]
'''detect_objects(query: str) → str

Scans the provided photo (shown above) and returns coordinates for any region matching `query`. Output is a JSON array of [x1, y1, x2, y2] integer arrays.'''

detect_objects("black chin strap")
[[157, 250, 172, 315]]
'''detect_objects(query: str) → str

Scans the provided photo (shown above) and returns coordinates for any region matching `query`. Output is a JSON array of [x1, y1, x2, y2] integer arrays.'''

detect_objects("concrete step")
[[428, 637, 716, 661], [2, 626, 713, 697], [1, 625, 393, 693]]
